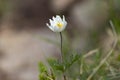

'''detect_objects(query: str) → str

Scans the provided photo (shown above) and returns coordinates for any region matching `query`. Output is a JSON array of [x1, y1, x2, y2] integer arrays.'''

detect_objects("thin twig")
[[86, 20, 118, 80], [105, 61, 116, 77], [83, 49, 99, 58], [80, 58, 84, 75], [80, 49, 98, 75]]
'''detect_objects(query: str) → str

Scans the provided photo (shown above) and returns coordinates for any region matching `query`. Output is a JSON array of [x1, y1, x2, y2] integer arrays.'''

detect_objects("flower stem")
[[60, 32, 63, 61], [63, 74, 67, 80], [60, 32, 67, 80]]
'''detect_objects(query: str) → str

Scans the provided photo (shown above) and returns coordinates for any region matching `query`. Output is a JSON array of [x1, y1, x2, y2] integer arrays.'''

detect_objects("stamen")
[[57, 22, 63, 28]]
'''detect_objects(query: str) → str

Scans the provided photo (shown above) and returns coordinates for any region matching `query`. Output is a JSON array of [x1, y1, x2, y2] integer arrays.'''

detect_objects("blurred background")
[[0, 0, 120, 80]]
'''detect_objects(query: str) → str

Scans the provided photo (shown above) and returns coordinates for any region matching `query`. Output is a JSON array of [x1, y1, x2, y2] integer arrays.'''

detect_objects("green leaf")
[[65, 54, 81, 69], [48, 59, 65, 72], [112, 17, 120, 34], [39, 73, 48, 80], [38, 62, 47, 73]]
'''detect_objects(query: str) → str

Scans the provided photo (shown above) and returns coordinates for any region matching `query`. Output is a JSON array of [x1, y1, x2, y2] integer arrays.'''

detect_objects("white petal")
[[49, 19, 54, 25], [47, 15, 67, 32], [62, 15, 65, 21], [64, 21, 67, 26], [52, 20, 57, 27], [46, 23, 54, 31], [52, 16, 56, 21], [56, 15, 62, 22], [48, 26, 55, 32], [54, 26, 61, 32], [62, 15, 67, 24], [46, 23, 50, 27]]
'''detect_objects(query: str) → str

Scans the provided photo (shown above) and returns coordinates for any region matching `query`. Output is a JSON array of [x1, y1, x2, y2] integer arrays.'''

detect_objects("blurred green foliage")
[[0, 0, 8, 17], [110, 0, 120, 34]]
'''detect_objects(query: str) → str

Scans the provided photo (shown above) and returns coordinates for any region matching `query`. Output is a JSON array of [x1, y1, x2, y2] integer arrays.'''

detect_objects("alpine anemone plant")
[[47, 15, 67, 61]]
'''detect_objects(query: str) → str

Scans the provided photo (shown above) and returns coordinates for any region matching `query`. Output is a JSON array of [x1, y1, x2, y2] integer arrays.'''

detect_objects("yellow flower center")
[[56, 22, 63, 28]]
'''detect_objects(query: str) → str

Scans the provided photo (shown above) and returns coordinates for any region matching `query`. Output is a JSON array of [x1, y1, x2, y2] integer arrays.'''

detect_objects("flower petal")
[[46, 23, 50, 27], [47, 15, 67, 32], [52, 16, 56, 21], [49, 19, 54, 25], [56, 15, 62, 22]]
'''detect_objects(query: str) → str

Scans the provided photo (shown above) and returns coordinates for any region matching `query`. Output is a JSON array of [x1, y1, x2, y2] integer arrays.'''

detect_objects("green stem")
[[63, 74, 67, 80], [60, 32, 67, 80], [60, 32, 63, 61]]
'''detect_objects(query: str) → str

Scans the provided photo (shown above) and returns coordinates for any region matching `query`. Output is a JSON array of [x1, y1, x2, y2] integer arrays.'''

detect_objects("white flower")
[[46, 15, 67, 32]]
